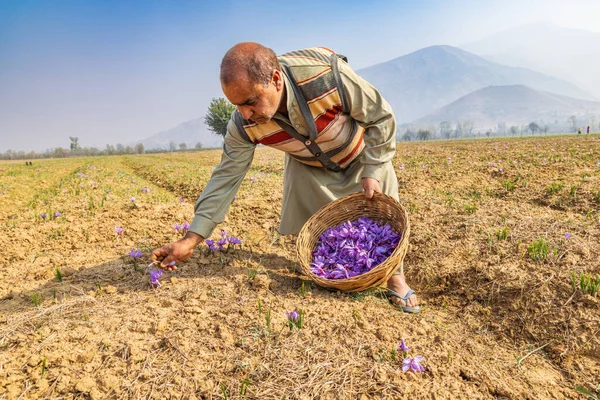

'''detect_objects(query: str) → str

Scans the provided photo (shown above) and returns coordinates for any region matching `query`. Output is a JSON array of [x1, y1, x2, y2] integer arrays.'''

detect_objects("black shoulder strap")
[[329, 53, 350, 114]]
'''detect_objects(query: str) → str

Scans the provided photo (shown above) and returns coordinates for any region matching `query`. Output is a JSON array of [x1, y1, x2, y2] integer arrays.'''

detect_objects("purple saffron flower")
[[205, 239, 218, 251], [173, 223, 181, 232], [217, 238, 227, 249], [106, 189, 111, 194], [54, 211, 61, 218], [397, 339, 410, 352], [181, 221, 190, 232], [228, 236, 242, 245], [114, 226, 125, 235], [140, 187, 150, 193], [402, 356, 425, 373], [130, 197, 136, 202], [286, 310, 299, 324], [249, 177, 257, 183], [149, 269, 163, 286], [179, 197, 185, 203], [40, 213, 47, 220], [128, 249, 143, 259], [565, 232, 572, 240]]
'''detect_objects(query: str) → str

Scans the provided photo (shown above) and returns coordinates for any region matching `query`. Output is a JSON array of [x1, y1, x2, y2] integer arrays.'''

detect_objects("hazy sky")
[[2, 0, 600, 152]]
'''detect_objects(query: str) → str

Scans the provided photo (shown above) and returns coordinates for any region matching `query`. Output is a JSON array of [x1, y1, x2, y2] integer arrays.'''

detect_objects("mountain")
[[356, 45, 594, 123], [134, 117, 223, 150], [462, 21, 600, 98], [411, 85, 600, 131]]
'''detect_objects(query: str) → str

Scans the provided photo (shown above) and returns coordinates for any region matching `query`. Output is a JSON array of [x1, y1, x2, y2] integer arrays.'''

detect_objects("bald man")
[[152, 43, 419, 312]]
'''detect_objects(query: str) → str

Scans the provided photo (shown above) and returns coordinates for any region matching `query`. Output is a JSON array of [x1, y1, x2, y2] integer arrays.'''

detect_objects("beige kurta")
[[188, 53, 398, 238]]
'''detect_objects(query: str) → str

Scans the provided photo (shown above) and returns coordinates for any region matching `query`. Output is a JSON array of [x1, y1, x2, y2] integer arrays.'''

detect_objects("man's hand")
[[362, 177, 381, 199], [151, 231, 204, 271]]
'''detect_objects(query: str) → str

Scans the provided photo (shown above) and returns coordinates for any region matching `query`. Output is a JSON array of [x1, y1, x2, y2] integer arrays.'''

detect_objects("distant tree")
[[124, 145, 134, 154], [528, 122, 540, 135], [485, 130, 492, 137], [195, 142, 203, 149], [417, 129, 431, 141], [54, 147, 68, 158], [105, 144, 115, 155], [507, 126, 517, 136], [169, 141, 176, 152], [205, 97, 236, 137], [179, 143, 187, 150], [463, 120, 474, 137], [497, 121, 507, 135], [116, 143, 125, 154], [402, 129, 414, 142], [134, 143, 144, 154], [568, 115, 577, 132], [69, 136, 80, 152], [439, 121, 452, 139], [542, 124, 549, 134]]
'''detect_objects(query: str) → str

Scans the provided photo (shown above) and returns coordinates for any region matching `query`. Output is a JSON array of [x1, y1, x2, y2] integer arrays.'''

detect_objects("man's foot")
[[387, 273, 419, 310]]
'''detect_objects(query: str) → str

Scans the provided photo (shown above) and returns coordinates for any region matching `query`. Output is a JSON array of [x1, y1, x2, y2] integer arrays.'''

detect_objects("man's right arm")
[[188, 119, 256, 238], [152, 119, 256, 268]]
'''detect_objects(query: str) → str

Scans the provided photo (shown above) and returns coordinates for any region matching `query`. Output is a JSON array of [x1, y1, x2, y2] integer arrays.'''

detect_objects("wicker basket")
[[296, 192, 410, 292]]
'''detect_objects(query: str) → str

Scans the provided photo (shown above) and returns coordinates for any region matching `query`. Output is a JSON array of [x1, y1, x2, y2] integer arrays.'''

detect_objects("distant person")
[[151, 43, 420, 312], [578, 127, 582, 135], [587, 126, 590, 135]]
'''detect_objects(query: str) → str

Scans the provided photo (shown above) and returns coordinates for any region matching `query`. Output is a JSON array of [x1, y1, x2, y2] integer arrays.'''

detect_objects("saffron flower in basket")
[[309, 217, 401, 279]]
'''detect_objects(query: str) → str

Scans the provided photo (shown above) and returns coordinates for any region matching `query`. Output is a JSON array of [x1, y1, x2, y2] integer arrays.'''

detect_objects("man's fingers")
[[365, 187, 375, 199], [160, 255, 175, 269], [151, 247, 168, 263]]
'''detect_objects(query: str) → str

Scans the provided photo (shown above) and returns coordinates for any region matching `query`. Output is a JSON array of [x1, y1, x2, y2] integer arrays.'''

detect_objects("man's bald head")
[[220, 42, 281, 87]]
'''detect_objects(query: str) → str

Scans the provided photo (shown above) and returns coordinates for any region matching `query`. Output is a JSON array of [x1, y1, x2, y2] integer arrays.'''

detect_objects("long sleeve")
[[188, 119, 256, 238], [338, 60, 396, 182]]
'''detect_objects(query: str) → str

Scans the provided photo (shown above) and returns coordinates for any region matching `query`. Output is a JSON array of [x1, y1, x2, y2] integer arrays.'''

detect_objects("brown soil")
[[0, 135, 599, 399]]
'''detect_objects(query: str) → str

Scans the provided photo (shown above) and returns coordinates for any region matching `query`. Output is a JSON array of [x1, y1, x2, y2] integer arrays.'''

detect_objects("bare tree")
[[439, 121, 452, 139], [417, 129, 431, 141], [568, 115, 577, 132], [528, 122, 540, 135]]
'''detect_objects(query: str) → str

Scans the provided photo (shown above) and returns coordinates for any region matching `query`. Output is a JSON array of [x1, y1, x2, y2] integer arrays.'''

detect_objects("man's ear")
[[272, 70, 284, 91]]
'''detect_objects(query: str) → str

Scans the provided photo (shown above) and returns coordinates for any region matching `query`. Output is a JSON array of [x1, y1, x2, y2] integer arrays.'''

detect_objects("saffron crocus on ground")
[[114, 226, 125, 235], [565, 232, 572, 240], [402, 356, 425, 373], [40, 213, 47, 220], [140, 187, 150, 193], [205, 239, 218, 251], [249, 177, 257, 183], [397, 339, 410, 352], [149, 268, 163, 286], [54, 211, 62, 218], [128, 249, 143, 259], [286, 309, 302, 330], [130, 197, 136, 202], [310, 217, 401, 279], [286, 310, 299, 323], [228, 236, 242, 245], [179, 197, 185, 203]]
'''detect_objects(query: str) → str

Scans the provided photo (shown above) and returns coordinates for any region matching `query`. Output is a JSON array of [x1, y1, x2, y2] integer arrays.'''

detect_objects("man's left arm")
[[337, 60, 396, 184]]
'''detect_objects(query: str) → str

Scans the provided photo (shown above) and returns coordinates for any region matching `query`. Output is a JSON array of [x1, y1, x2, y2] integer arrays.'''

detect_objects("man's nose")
[[238, 106, 253, 120]]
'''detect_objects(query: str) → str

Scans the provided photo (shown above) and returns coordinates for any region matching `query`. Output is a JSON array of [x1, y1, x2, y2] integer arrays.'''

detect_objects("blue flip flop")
[[387, 289, 421, 313]]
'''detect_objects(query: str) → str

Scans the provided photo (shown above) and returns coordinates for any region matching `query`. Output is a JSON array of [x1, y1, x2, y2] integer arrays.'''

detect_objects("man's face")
[[222, 70, 284, 124]]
